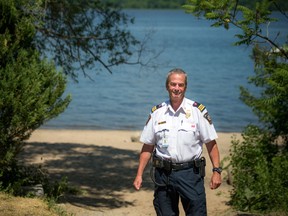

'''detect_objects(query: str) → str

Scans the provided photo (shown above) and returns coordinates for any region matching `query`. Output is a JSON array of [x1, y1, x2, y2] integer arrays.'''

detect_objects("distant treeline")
[[102, 0, 288, 10], [240, 0, 288, 10], [102, 0, 187, 9]]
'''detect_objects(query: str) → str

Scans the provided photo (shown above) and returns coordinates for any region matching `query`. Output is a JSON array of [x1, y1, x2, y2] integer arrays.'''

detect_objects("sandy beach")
[[21, 129, 241, 216]]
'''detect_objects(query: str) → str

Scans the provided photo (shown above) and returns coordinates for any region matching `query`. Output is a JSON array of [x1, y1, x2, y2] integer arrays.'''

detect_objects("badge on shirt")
[[184, 108, 191, 119], [204, 112, 213, 124]]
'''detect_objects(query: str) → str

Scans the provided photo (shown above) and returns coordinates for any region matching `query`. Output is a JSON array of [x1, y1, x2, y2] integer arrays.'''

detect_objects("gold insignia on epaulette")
[[151, 106, 157, 112], [193, 102, 206, 112], [198, 104, 205, 112], [151, 103, 163, 113]]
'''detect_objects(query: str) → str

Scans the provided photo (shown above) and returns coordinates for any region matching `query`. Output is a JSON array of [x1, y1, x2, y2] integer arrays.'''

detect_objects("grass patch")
[[0, 192, 62, 216]]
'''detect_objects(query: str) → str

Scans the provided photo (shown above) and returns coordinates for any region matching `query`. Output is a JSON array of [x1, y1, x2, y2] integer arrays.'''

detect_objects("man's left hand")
[[210, 172, 221, 189]]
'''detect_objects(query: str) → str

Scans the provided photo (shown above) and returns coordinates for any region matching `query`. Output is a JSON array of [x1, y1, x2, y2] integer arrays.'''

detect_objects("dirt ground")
[[20, 129, 240, 216]]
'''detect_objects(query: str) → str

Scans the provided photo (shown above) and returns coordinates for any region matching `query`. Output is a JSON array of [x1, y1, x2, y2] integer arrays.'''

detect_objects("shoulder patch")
[[193, 102, 206, 112], [204, 112, 213, 124], [151, 103, 164, 113]]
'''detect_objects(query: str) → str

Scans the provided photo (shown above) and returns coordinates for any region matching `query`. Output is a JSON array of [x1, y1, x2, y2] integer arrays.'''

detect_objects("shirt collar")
[[166, 98, 187, 114]]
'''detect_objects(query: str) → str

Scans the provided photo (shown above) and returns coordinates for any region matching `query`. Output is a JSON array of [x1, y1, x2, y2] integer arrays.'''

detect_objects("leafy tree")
[[0, 0, 71, 191], [183, 0, 288, 214]]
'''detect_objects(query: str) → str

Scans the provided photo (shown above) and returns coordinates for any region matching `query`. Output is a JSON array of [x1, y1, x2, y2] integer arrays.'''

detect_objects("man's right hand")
[[133, 175, 143, 190]]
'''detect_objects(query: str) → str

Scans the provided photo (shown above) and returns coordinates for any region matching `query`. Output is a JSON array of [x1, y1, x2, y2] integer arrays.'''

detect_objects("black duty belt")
[[150, 156, 206, 186], [153, 157, 196, 171], [171, 161, 195, 170]]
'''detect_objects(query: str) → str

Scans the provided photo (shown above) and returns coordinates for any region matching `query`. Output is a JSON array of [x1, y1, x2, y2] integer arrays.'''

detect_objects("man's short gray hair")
[[166, 68, 187, 88]]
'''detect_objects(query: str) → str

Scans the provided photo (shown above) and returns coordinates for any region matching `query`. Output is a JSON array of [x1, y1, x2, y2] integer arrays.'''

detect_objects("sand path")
[[22, 130, 240, 216]]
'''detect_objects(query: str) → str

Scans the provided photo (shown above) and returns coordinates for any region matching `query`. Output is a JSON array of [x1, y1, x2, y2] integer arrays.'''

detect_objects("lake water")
[[43, 10, 287, 132]]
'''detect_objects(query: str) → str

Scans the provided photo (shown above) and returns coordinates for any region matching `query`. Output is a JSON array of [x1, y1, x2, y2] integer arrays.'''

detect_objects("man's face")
[[166, 73, 186, 102]]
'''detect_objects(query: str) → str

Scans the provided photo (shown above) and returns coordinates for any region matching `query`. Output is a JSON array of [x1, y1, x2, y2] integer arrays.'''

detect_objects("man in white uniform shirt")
[[133, 68, 222, 216]]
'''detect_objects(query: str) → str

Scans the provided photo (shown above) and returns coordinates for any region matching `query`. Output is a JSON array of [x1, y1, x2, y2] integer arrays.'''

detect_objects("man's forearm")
[[136, 151, 152, 177], [206, 140, 220, 168], [136, 144, 154, 177]]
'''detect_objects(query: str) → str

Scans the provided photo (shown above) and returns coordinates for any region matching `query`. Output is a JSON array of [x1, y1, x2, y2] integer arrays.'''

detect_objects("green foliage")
[[0, 0, 71, 193], [0, 0, 37, 65], [230, 126, 288, 213], [0, 163, 47, 194], [184, 0, 288, 214], [44, 176, 80, 202], [0, 49, 71, 166], [183, 0, 281, 45], [240, 45, 288, 141]]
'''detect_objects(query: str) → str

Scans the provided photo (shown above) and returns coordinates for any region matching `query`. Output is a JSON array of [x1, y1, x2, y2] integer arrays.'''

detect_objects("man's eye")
[[170, 83, 184, 87]]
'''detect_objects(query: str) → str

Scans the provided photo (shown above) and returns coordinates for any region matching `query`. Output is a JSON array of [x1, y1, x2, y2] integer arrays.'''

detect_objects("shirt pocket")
[[178, 122, 199, 146]]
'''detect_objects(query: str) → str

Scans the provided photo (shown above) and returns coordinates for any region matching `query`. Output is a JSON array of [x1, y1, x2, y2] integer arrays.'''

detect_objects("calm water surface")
[[43, 10, 287, 132]]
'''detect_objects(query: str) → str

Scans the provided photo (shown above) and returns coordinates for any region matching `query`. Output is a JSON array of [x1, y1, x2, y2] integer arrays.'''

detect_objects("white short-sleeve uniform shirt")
[[140, 98, 218, 163]]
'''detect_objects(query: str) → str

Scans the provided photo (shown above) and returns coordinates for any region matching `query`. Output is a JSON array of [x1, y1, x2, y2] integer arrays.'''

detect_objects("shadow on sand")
[[20, 141, 154, 210]]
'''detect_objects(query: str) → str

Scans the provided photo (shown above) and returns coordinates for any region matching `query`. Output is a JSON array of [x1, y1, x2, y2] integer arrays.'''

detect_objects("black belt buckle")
[[171, 161, 194, 171]]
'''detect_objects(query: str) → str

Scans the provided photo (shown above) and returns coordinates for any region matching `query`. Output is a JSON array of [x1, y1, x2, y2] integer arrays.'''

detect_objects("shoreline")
[[38, 127, 243, 133], [41, 124, 245, 134]]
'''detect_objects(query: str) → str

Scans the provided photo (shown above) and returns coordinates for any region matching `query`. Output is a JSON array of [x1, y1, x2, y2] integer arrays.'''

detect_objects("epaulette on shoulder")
[[193, 101, 206, 112], [151, 103, 164, 113]]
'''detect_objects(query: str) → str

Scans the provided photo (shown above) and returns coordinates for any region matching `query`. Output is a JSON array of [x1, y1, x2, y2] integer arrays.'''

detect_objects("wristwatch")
[[212, 167, 222, 174]]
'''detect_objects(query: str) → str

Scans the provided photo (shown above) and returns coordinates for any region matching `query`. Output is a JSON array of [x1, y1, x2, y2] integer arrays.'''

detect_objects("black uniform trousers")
[[153, 167, 207, 216]]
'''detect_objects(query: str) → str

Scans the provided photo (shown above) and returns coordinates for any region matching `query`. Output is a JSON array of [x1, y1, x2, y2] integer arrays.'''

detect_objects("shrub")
[[230, 125, 288, 213], [0, 49, 71, 167]]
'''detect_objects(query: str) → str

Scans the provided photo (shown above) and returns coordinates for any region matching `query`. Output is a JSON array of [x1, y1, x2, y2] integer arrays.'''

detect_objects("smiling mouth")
[[172, 91, 181, 95], [171, 92, 183, 98]]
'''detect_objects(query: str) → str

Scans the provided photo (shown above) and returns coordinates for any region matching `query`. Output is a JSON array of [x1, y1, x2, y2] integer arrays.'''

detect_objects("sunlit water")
[[43, 10, 287, 132]]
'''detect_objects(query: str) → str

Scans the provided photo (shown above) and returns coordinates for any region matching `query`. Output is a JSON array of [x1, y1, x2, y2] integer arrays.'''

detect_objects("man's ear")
[[166, 83, 169, 91]]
